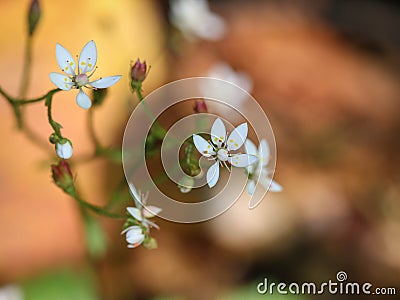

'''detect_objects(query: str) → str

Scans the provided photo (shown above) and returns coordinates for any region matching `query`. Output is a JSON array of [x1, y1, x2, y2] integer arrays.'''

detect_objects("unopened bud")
[[194, 99, 208, 113], [130, 59, 148, 82], [28, 0, 41, 36], [55, 140, 73, 159], [51, 159, 74, 192]]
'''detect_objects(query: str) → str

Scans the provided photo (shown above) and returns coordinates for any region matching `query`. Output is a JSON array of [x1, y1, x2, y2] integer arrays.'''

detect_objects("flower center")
[[217, 149, 229, 161], [75, 73, 89, 87]]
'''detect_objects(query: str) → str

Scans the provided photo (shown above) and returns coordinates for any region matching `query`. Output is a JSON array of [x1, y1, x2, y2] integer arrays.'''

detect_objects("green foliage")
[[22, 268, 98, 300]]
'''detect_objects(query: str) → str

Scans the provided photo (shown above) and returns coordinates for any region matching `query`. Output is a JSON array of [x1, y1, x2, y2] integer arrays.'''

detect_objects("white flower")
[[55, 140, 73, 159], [127, 182, 162, 230], [169, 0, 226, 41], [206, 62, 253, 93], [245, 139, 282, 195], [121, 225, 145, 248], [193, 118, 258, 188], [0, 284, 24, 300], [49, 40, 121, 109], [199, 62, 253, 113]]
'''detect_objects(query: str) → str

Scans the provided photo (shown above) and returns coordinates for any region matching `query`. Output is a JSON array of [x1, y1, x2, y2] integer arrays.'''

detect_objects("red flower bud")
[[194, 99, 208, 113], [130, 59, 147, 82], [51, 159, 74, 193]]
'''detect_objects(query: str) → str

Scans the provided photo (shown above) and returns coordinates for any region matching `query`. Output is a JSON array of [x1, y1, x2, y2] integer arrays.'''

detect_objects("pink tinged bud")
[[194, 99, 208, 113], [56, 140, 73, 159], [130, 59, 147, 82], [51, 159, 74, 191]]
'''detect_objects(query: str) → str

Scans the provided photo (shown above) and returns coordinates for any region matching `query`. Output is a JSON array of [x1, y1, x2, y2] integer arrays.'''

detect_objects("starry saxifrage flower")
[[193, 118, 258, 188], [49, 40, 121, 109], [245, 139, 282, 195]]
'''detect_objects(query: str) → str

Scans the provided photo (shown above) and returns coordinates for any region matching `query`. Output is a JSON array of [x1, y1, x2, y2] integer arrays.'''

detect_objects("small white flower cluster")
[[121, 183, 162, 249], [193, 118, 282, 194], [48, 40, 121, 160]]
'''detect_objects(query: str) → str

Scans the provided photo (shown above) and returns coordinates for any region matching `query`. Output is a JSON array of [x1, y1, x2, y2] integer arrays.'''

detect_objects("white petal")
[[126, 228, 145, 246], [121, 225, 141, 235], [193, 134, 215, 157], [269, 180, 283, 192], [227, 123, 248, 151], [206, 161, 220, 188], [210, 118, 226, 147], [259, 139, 271, 166], [56, 43, 76, 75], [143, 206, 162, 218], [195, 13, 226, 41], [90, 76, 121, 89], [247, 180, 256, 195], [259, 177, 283, 192], [49, 73, 72, 91], [76, 89, 92, 109], [245, 139, 258, 156], [55, 141, 73, 159], [127, 207, 143, 221], [78, 40, 97, 74], [128, 182, 141, 203], [228, 154, 258, 168]]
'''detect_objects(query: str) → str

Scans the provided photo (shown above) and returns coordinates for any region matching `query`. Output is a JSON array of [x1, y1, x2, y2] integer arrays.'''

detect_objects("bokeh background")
[[0, 0, 399, 299]]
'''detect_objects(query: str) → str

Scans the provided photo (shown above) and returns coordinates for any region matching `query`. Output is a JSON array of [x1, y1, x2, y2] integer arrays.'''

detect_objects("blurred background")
[[0, 0, 399, 299]]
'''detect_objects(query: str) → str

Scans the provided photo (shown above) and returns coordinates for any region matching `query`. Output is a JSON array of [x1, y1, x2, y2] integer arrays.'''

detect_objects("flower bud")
[[51, 159, 74, 192], [194, 99, 208, 113], [130, 59, 147, 83], [55, 140, 73, 159], [28, 0, 41, 36]]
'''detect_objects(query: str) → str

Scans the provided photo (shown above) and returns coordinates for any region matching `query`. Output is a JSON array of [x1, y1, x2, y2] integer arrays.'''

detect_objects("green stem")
[[71, 190, 125, 219], [45, 89, 63, 137], [19, 36, 33, 99], [87, 108, 103, 153]]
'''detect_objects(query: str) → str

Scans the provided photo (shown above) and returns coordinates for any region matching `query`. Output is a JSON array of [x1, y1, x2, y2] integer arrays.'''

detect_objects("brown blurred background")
[[0, 0, 399, 299]]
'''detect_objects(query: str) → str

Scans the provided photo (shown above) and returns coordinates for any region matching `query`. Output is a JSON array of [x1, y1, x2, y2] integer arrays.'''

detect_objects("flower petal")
[[55, 141, 73, 159], [259, 177, 282, 192], [206, 161, 220, 188], [56, 43, 76, 75], [227, 123, 248, 151], [259, 139, 270, 166], [76, 89, 92, 109], [90, 75, 121, 89], [247, 180, 256, 195], [127, 207, 143, 221], [78, 40, 97, 74], [228, 154, 258, 168], [193, 134, 215, 157], [128, 182, 141, 205], [143, 206, 162, 218], [121, 225, 141, 235], [245, 139, 258, 156], [210, 118, 226, 147], [49, 72, 73, 90], [126, 228, 145, 246]]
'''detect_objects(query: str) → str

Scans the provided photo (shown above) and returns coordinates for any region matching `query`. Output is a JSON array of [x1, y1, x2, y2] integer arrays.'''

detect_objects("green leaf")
[[22, 268, 98, 300], [82, 213, 107, 259]]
